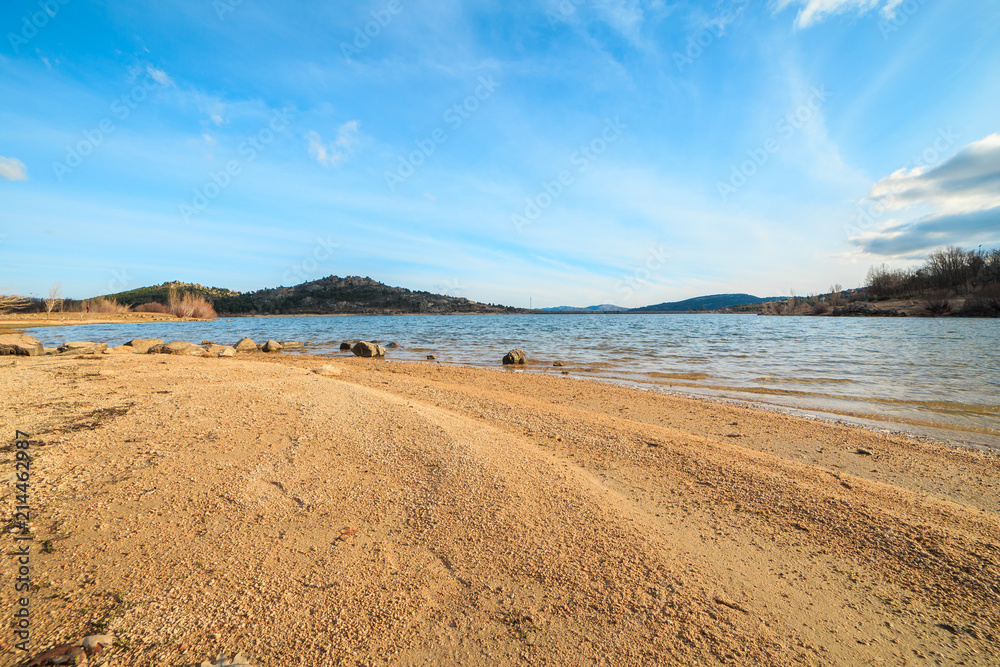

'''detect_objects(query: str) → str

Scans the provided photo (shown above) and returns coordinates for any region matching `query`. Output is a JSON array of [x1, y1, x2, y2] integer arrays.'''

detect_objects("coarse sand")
[[1, 352, 998, 666]]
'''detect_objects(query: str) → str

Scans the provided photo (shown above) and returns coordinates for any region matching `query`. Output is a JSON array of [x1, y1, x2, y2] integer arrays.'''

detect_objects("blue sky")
[[1, 0, 998, 308]]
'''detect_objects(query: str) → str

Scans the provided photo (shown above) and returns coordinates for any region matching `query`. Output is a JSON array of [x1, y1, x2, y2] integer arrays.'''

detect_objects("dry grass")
[[167, 288, 217, 319], [89, 298, 132, 314], [134, 302, 170, 314]]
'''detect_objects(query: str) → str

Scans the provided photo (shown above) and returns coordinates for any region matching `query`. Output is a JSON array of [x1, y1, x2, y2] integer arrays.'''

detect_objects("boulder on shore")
[[103, 345, 135, 355], [154, 340, 207, 356], [126, 338, 164, 354], [234, 337, 257, 352], [0, 334, 44, 356], [502, 349, 526, 365], [262, 340, 283, 352], [351, 341, 386, 358], [59, 341, 108, 354], [202, 344, 228, 356], [218, 346, 237, 357]]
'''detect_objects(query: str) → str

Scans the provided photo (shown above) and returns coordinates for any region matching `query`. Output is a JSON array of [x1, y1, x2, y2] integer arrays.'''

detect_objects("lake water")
[[25, 314, 1000, 450]]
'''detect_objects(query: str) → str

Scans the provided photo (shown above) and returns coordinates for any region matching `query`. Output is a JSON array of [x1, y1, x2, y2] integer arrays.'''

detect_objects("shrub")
[[134, 302, 170, 314], [89, 298, 132, 314], [921, 290, 953, 315], [811, 302, 830, 315], [167, 288, 217, 319]]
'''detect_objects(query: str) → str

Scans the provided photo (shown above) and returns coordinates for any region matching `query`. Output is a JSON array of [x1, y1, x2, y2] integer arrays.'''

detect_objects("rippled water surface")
[[26, 314, 1000, 448]]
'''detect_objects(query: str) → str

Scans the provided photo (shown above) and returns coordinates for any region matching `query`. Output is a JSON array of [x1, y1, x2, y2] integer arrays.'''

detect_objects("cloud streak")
[[775, 0, 901, 28], [850, 134, 1000, 256]]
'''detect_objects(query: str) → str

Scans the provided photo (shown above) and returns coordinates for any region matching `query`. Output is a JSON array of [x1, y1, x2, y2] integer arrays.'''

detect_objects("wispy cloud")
[[146, 65, 174, 87], [850, 134, 1000, 256], [0, 156, 28, 181], [775, 0, 898, 29], [307, 121, 361, 167]]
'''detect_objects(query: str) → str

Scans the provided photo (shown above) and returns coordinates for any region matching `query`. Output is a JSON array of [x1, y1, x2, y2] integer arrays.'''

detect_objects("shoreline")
[[2, 351, 998, 666], [6, 322, 998, 452]]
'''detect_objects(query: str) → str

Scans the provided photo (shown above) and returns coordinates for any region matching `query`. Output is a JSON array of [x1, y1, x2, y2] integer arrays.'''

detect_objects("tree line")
[[866, 246, 1000, 300]]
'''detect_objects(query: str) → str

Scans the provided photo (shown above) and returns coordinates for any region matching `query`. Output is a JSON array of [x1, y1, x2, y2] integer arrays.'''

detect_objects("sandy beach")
[[2, 350, 998, 666]]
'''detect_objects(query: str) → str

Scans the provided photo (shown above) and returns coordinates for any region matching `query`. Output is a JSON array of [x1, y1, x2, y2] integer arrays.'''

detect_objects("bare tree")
[[0, 289, 31, 314], [45, 281, 63, 318], [829, 284, 844, 307]]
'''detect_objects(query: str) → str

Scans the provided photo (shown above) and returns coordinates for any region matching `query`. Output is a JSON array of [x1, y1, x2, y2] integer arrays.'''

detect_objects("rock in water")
[[282, 340, 304, 349], [0, 334, 44, 356], [352, 341, 386, 357], [339, 341, 352, 351], [126, 338, 163, 354], [387, 342, 399, 348], [234, 337, 257, 352], [502, 349, 526, 365], [262, 339, 283, 352]]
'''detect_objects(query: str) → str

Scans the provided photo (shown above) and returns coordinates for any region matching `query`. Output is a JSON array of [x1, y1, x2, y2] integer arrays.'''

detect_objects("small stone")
[[855, 448, 873, 456], [553, 361, 564, 367], [427, 355, 437, 360], [262, 340, 283, 352]]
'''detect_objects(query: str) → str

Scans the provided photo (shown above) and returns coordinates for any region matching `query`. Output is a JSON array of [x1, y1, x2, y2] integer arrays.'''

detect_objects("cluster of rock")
[[0, 334, 307, 358], [2, 333, 538, 368], [830, 302, 907, 317]]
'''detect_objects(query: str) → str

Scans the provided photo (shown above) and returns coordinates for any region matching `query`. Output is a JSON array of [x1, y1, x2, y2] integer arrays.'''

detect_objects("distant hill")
[[211, 276, 519, 315], [99, 281, 241, 305], [94, 276, 521, 315], [631, 293, 784, 312], [539, 304, 628, 313]]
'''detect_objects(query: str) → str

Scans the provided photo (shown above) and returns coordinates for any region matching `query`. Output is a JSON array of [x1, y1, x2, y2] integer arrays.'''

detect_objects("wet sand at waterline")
[[1, 352, 998, 666]]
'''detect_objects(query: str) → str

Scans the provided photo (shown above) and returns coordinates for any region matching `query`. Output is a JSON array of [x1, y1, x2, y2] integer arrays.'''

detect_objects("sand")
[[1, 351, 998, 666]]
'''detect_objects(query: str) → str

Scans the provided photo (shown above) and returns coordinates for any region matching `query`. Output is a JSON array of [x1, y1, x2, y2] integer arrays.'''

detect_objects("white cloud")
[[849, 134, 1000, 256], [146, 65, 175, 87], [0, 156, 28, 181], [307, 121, 361, 167], [775, 0, 897, 29]]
